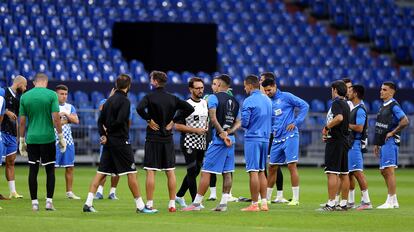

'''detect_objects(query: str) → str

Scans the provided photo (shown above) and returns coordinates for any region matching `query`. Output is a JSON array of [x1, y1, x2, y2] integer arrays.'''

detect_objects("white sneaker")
[[227, 196, 239, 202], [377, 202, 394, 209], [393, 201, 399, 209], [175, 196, 187, 207], [272, 198, 290, 204], [66, 192, 81, 200]]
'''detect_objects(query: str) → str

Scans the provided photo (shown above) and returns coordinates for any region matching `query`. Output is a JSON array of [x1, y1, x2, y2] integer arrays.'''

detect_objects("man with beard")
[[1, 75, 27, 199]]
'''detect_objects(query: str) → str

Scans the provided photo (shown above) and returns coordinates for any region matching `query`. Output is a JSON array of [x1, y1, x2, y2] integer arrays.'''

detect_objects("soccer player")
[[83, 74, 155, 214], [175, 77, 208, 207], [319, 80, 351, 211], [261, 77, 309, 206], [374, 81, 409, 209], [346, 84, 372, 210], [260, 72, 287, 203], [54, 85, 81, 200], [137, 71, 194, 212], [1, 75, 27, 199], [19, 73, 66, 211], [95, 88, 121, 200], [205, 78, 238, 202], [183, 74, 241, 212], [240, 75, 272, 212]]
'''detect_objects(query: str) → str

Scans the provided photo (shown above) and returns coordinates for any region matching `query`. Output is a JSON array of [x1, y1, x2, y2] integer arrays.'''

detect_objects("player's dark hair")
[[260, 72, 275, 80], [55, 84, 68, 91], [261, 78, 276, 87], [116, 74, 131, 90], [150, 71, 167, 87], [342, 78, 352, 84], [351, 84, 365, 99], [383, 81, 396, 91], [245, 75, 260, 89], [188, 77, 204, 88], [331, 80, 347, 97], [215, 74, 231, 86]]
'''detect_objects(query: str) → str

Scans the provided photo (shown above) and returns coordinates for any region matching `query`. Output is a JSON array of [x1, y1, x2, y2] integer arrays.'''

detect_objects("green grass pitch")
[[0, 167, 413, 232]]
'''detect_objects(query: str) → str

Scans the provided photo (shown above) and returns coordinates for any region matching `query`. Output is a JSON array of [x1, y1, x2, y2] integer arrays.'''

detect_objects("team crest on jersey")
[[187, 148, 193, 154]]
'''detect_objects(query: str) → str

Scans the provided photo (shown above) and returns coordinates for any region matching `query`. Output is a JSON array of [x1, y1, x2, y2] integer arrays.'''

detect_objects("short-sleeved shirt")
[[326, 97, 350, 141], [207, 94, 240, 145], [54, 103, 77, 145], [19, 87, 60, 144], [386, 99, 406, 131], [354, 104, 366, 140]]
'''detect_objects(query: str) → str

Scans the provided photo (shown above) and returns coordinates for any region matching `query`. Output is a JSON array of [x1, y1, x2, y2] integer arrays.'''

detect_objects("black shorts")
[[181, 146, 205, 170], [98, 144, 137, 176], [27, 142, 56, 166], [324, 139, 349, 174], [144, 141, 175, 171]]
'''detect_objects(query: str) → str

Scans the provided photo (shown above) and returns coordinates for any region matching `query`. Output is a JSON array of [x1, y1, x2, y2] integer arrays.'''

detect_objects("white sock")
[[348, 189, 355, 203], [334, 194, 340, 204], [220, 193, 230, 205], [327, 199, 336, 207], [339, 200, 347, 207], [391, 194, 398, 205], [292, 186, 299, 201], [276, 190, 283, 199], [46, 198, 53, 203], [386, 194, 391, 204], [168, 200, 176, 208], [135, 197, 145, 210], [146, 200, 154, 208], [8, 180, 16, 193], [261, 198, 268, 206], [194, 194, 204, 204], [66, 191, 73, 195], [266, 188, 273, 201], [32, 199, 39, 205], [110, 187, 116, 195], [97, 185, 104, 194], [85, 192, 94, 206], [362, 190, 371, 203], [209, 187, 216, 198]]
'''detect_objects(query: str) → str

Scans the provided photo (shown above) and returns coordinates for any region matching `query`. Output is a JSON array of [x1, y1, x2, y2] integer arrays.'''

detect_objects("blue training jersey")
[[270, 90, 309, 142], [241, 89, 272, 142]]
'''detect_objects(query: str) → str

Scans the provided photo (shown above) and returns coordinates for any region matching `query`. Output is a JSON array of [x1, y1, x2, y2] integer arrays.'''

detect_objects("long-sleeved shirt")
[[241, 89, 272, 142], [270, 90, 309, 142], [137, 87, 194, 142], [98, 90, 130, 146]]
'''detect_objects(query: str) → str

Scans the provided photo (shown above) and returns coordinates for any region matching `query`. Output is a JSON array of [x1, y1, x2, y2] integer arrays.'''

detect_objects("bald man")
[[1, 75, 27, 199]]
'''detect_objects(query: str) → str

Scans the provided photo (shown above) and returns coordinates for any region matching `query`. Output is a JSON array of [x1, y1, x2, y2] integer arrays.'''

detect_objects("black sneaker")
[[83, 204, 97, 213], [316, 204, 336, 211], [335, 205, 348, 211], [238, 197, 252, 202]]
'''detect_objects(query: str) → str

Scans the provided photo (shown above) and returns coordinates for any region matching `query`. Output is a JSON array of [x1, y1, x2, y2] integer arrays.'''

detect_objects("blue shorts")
[[55, 143, 75, 167], [348, 140, 363, 172], [380, 139, 398, 169], [269, 135, 299, 165], [1, 132, 17, 157], [202, 143, 235, 174], [244, 140, 268, 172]]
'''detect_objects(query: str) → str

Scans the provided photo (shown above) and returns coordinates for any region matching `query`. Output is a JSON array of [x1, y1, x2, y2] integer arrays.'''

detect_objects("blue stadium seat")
[[310, 99, 325, 112]]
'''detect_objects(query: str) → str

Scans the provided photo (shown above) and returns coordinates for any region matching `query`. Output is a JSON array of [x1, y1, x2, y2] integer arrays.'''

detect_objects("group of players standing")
[[0, 71, 409, 213]]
